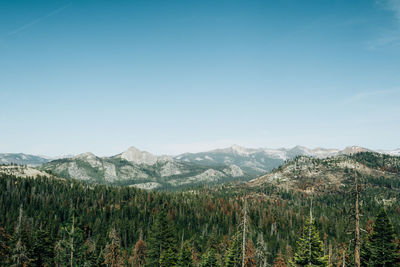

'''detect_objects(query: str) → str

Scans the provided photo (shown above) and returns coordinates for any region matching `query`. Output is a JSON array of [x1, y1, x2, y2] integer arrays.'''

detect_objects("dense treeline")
[[1, 169, 400, 266]]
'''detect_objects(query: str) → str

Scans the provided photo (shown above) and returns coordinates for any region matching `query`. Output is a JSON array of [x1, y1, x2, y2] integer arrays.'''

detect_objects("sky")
[[0, 0, 400, 156]]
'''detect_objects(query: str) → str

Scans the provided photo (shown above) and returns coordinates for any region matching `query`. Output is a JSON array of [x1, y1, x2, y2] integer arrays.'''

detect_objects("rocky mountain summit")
[[40, 146, 247, 189], [2, 145, 399, 190], [175, 145, 374, 175]]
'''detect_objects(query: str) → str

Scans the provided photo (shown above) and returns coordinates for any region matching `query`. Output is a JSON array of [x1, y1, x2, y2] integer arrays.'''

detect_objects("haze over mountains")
[[1, 145, 399, 189]]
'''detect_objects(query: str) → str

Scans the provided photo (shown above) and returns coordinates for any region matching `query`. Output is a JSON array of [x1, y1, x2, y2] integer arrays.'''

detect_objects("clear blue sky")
[[1, 0, 399, 156]]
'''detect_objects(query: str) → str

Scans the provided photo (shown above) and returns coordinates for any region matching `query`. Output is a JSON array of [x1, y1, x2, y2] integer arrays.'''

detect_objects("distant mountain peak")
[[0, 153, 51, 166], [340, 146, 369, 155], [125, 146, 141, 153], [231, 144, 243, 149], [120, 146, 158, 165], [73, 152, 96, 159], [230, 144, 251, 155], [292, 145, 307, 150]]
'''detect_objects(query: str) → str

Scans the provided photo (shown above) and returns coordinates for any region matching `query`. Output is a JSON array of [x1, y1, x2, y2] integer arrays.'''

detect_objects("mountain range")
[[1, 145, 399, 189], [247, 152, 400, 193], [0, 153, 51, 166]]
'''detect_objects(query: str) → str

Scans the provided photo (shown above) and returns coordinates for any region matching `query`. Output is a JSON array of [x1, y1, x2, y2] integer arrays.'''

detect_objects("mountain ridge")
[[246, 151, 400, 193], [2, 145, 399, 190]]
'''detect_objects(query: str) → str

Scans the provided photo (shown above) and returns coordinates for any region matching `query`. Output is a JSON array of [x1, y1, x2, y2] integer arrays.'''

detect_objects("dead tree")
[[354, 168, 360, 267]]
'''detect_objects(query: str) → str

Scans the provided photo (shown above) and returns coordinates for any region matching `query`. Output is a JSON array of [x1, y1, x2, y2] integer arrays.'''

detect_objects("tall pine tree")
[[200, 248, 219, 267], [32, 228, 54, 266], [367, 208, 399, 266], [0, 225, 10, 266], [104, 228, 123, 267], [146, 208, 177, 267], [225, 232, 242, 267], [159, 247, 177, 267], [132, 238, 147, 267], [292, 217, 328, 266], [54, 213, 85, 267], [177, 241, 194, 267]]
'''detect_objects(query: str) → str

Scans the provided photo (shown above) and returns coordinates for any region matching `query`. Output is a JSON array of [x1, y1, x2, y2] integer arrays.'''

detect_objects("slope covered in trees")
[[1, 152, 400, 266]]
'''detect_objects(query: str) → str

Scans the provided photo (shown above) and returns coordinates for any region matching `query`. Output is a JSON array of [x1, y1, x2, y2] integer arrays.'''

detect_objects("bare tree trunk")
[[70, 213, 75, 267], [354, 169, 360, 267], [242, 198, 247, 267], [342, 249, 346, 267], [309, 197, 313, 266], [16, 204, 23, 235]]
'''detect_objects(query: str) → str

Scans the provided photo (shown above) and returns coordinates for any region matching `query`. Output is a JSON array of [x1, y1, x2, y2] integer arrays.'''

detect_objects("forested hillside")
[[1, 152, 400, 266]]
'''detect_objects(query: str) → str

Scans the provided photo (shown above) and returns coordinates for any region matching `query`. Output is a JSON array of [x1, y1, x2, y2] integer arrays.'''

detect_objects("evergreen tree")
[[200, 248, 219, 267], [10, 205, 32, 267], [243, 240, 256, 267], [360, 220, 375, 267], [0, 225, 10, 266], [32, 228, 54, 266], [273, 253, 286, 267], [159, 247, 177, 267], [54, 239, 68, 267], [360, 237, 370, 267], [133, 238, 147, 267], [337, 243, 350, 267], [104, 228, 123, 267], [11, 239, 30, 267], [146, 208, 177, 267], [178, 241, 194, 267], [82, 238, 97, 267], [367, 208, 399, 266], [225, 232, 242, 267], [292, 217, 328, 266], [255, 233, 268, 267], [54, 215, 85, 267]]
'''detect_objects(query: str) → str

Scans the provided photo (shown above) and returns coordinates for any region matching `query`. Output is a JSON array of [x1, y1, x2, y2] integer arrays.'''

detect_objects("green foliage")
[[1, 153, 400, 267], [200, 248, 219, 267], [0, 225, 10, 266], [177, 241, 194, 267], [146, 208, 177, 266], [293, 217, 328, 266], [32, 228, 54, 266], [11, 239, 31, 267], [364, 208, 399, 266], [10, 206, 33, 267], [225, 232, 242, 267], [159, 247, 177, 267], [352, 152, 400, 174], [54, 214, 87, 266]]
